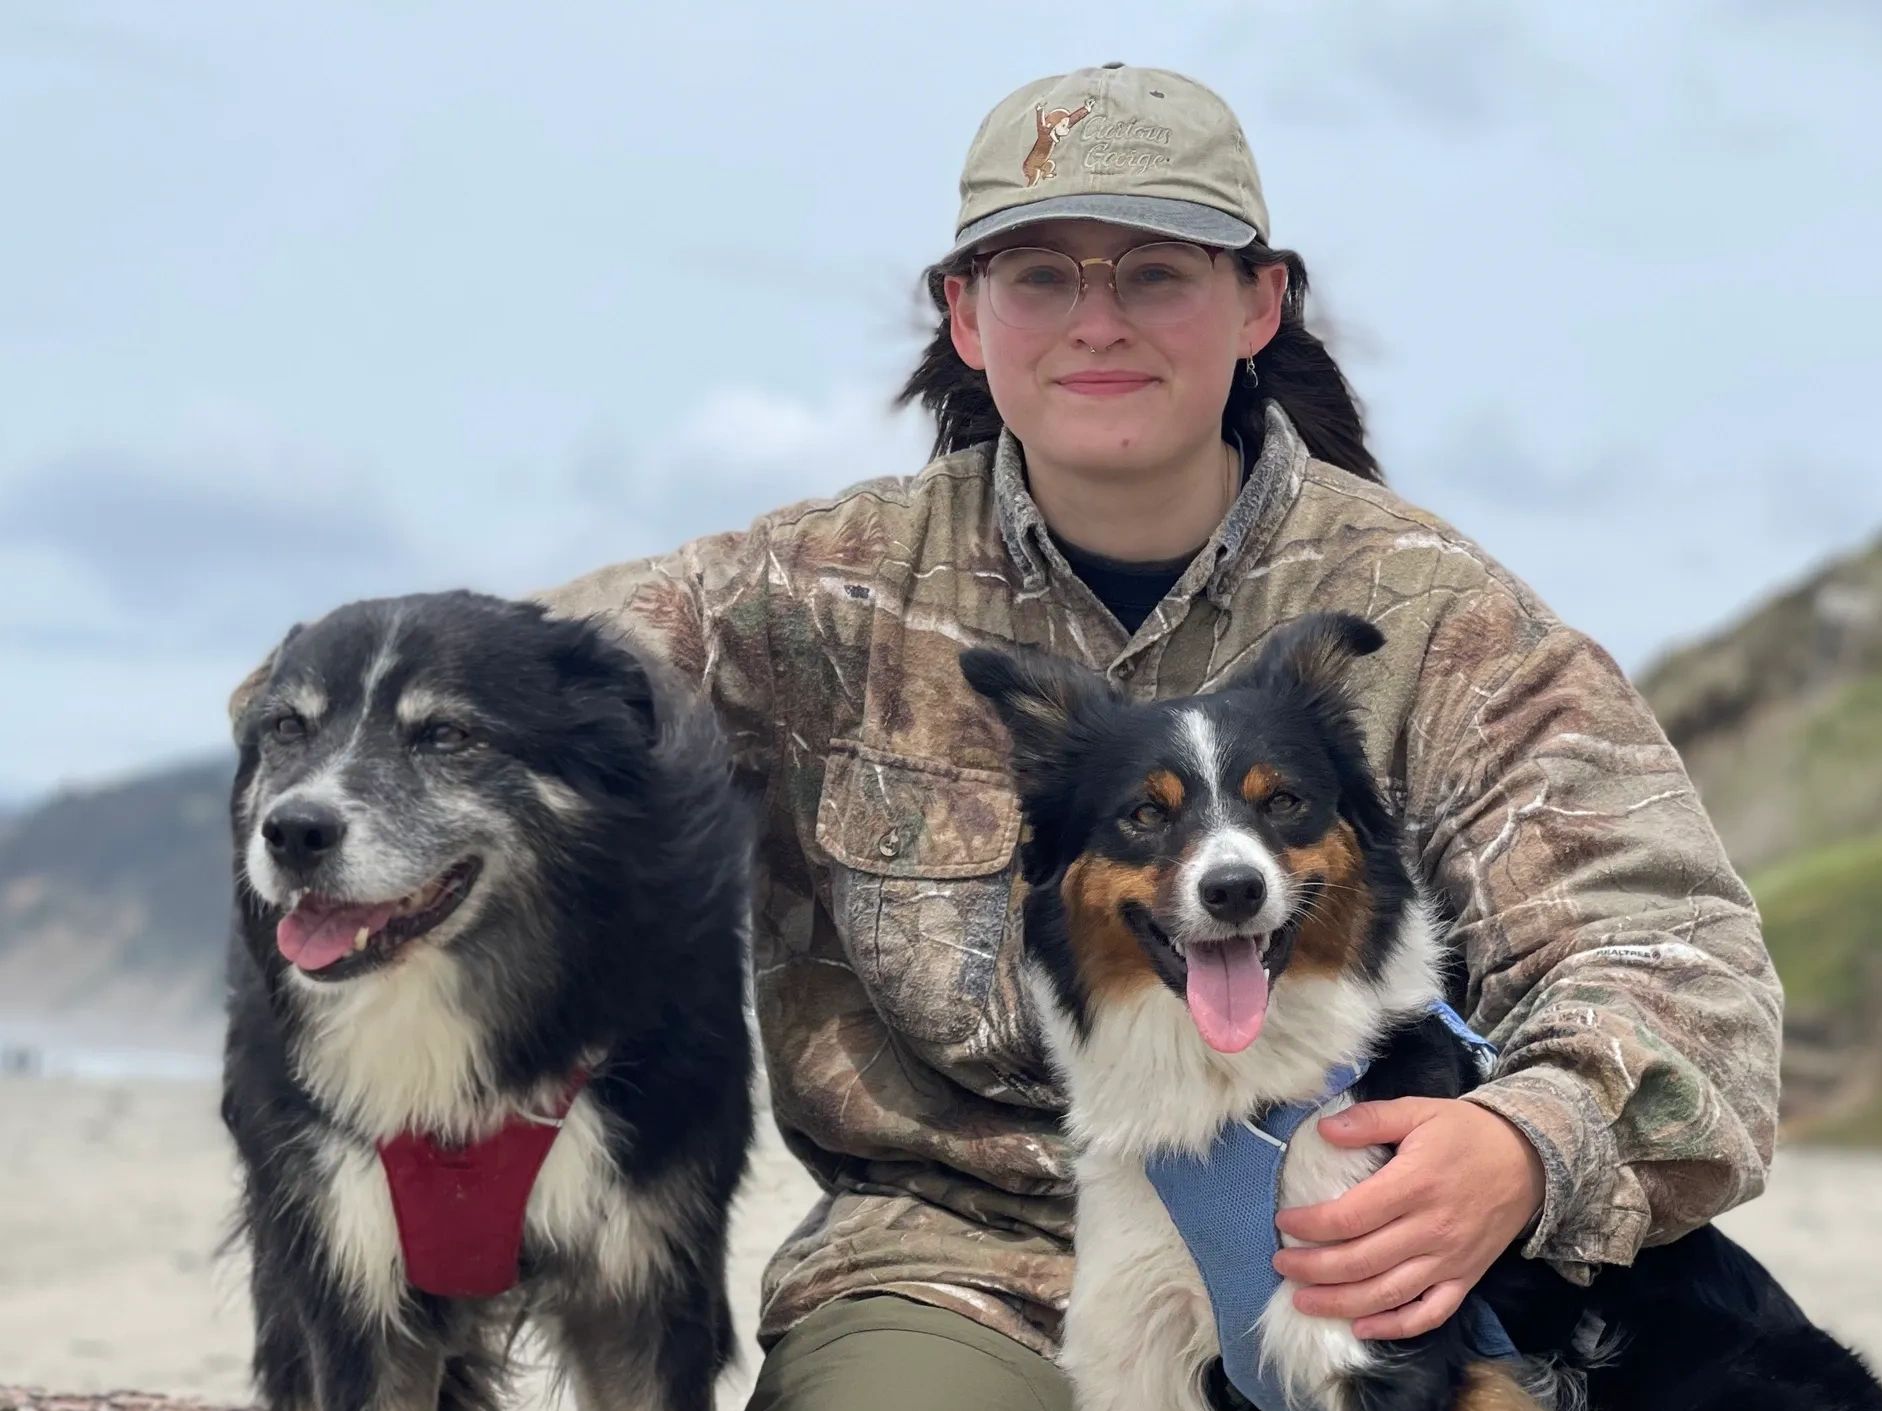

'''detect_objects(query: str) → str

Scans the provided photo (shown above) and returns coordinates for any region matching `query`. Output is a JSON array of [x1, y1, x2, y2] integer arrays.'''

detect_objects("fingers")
[[1315, 1096, 1448, 1148], [1351, 1279, 1470, 1341], [1288, 1254, 1448, 1321], [1272, 1215, 1426, 1287], [1276, 1152, 1431, 1244]]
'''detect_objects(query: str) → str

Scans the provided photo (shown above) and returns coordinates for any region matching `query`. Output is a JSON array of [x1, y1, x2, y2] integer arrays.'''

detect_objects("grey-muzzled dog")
[[222, 590, 754, 1411]]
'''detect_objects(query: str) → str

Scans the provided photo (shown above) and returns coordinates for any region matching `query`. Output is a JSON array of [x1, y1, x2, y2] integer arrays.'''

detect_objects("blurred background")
[[1, 1, 1877, 1404]]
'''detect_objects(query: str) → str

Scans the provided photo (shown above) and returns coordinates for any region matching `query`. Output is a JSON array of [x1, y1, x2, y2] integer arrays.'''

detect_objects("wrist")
[[1486, 1107, 1546, 1231]]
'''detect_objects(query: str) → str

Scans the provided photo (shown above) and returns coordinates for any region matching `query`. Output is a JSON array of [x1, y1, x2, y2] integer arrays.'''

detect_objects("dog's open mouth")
[[1125, 896, 1310, 1056], [1183, 934, 1279, 1055], [275, 858, 482, 979]]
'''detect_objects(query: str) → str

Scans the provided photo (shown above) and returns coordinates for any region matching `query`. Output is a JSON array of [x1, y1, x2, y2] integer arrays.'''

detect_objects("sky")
[[2, 0, 1879, 799]]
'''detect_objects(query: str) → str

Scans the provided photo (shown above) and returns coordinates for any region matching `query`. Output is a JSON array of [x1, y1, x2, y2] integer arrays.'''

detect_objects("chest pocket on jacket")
[[814, 738, 1022, 1047]]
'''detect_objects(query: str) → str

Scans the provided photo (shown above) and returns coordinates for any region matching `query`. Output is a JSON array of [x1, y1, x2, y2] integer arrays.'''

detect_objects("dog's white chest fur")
[[295, 957, 672, 1324], [316, 1099, 674, 1326], [1033, 905, 1441, 1411], [314, 1094, 674, 1326], [1067, 1098, 1385, 1411]]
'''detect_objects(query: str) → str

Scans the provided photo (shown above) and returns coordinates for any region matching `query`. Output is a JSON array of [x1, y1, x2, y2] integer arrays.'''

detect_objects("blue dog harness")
[[1144, 1002, 1518, 1410]]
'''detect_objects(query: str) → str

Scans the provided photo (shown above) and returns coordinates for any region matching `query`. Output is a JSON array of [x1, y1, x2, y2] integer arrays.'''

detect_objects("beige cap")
[[946, 63, 1270, 261]]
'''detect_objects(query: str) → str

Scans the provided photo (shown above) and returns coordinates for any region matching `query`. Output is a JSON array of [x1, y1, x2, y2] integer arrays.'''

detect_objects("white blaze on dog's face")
[[1161, 708, 1307, 1052], [1050, 698, 1380, 1057], [960, 614, 1398, 1057], [231, 595, 641, 987]]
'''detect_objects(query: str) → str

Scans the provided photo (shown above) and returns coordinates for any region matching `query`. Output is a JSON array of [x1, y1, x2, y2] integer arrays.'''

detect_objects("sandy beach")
[[1, 1075, 1876, 1407]]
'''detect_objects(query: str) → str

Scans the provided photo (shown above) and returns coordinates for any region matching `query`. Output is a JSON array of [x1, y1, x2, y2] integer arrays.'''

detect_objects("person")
[[543, 63, 1782, 1410]]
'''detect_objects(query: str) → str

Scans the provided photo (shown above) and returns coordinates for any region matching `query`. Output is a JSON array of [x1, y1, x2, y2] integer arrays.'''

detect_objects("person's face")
[[945, 220, 1285, 474]]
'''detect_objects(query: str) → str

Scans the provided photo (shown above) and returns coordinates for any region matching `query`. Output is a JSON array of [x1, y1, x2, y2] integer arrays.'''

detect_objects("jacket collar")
[[992, 402, 1308, 608]]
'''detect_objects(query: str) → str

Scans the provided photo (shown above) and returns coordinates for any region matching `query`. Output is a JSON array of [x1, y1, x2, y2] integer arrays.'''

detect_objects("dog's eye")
[[1267, 791, 1303, 813], [270, 714, 308, 742], [1128, 802, 1167, 829], [418, 722, 474, 754]]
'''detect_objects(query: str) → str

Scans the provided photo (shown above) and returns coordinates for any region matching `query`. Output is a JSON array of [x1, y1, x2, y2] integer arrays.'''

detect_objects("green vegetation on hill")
[[1641, 536, 1882, 874], [1643, 533, 1882, 749], [1747, 832, 1882, 1145], [1750, 831, 1882, 1013], [1636, 534, 1882, 1142]]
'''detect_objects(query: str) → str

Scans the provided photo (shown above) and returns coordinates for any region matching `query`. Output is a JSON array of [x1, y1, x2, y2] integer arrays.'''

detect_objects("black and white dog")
[[223, 591, 754, 1411], [961, 614, 1882, 1411]]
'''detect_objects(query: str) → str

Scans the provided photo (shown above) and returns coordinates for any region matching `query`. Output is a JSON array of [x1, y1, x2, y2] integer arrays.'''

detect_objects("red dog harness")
[[376, 1072, 591, 1298]]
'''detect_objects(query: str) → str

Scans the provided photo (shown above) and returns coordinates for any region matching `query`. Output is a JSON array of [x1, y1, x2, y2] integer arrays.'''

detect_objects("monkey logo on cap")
[[1021, 97, 1094, 187]]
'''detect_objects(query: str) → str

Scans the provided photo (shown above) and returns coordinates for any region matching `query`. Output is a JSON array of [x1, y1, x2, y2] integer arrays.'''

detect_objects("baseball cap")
[[945, 63, 1270, 262]]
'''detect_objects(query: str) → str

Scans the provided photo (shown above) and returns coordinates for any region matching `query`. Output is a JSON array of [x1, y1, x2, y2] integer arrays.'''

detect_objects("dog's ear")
[[1233, 613, 1395, 845], [228, 623, 303, 739], [959, 646, 1114, 786], [554, 616, 660, 738], [1233, 612, 1382, 700]]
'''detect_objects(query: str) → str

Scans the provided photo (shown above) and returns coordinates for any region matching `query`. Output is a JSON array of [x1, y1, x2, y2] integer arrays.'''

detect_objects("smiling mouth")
[[1124, 903, 1298, 989], [1057, 372, 1157, 396], [274, 857, 482, 981], [1122, 882, 1317, 1053]]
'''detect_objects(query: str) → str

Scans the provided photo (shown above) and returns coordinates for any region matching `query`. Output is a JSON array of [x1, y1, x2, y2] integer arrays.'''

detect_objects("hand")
[[1270, 1097, 1545, 1340]]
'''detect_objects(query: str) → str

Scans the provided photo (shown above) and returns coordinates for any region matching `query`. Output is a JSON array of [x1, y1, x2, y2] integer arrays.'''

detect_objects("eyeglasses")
[[975, 241, 1226, 331]]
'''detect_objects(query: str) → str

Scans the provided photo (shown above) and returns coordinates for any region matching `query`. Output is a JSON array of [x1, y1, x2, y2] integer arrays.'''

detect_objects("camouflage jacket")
[[539, 405, 1782, 1359]]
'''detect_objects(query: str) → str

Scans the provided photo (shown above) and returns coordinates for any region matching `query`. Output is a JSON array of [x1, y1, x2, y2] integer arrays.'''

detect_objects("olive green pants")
[[744, 1295, 1074, 1411]]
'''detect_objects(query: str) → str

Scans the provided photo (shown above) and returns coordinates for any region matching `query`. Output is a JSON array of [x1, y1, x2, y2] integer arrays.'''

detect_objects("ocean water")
[[0, 1016, 219, 1082]]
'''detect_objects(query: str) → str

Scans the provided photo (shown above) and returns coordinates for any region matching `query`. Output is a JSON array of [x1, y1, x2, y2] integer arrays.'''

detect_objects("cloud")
[[1725, 0, 1882, 34], [1409, 410, 1624, 511], [0, 381, 943, 798], [655, 383, 933, 503], [1343, 5, 1562, 134], [1, 11, 220, 93], [1393, 404, 1882, 672], [0, 446, 424, 654], [0, 377, 933, 661], [523, 380, 936, 590], [1206, 3, 1587, 137]]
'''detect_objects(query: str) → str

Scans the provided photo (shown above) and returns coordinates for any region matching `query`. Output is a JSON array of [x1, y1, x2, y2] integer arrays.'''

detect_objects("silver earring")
[[1245, 355, 1260, 385]]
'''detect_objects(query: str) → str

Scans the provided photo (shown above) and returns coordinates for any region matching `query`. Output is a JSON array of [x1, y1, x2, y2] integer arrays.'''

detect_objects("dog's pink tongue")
[[276, 900, 398, 972], [1186, 937, 1270, 1053]]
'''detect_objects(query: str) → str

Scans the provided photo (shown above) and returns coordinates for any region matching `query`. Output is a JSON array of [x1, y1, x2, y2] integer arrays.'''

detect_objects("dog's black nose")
[[1199, 865, 1266, 926], [262, 803, 347, 871]]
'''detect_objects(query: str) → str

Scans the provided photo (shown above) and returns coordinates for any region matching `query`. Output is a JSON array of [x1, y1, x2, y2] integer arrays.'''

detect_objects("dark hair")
[[894, 241, 1381, 482]]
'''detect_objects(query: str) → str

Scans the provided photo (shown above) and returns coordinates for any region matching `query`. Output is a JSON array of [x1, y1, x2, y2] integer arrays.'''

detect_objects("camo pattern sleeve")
[[1412, 594, 1784, 1284], [533, 523, 779, 790]]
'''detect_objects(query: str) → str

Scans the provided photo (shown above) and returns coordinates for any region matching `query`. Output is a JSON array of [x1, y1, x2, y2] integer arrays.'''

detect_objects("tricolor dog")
[[961, 613, 1881, 1411]]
